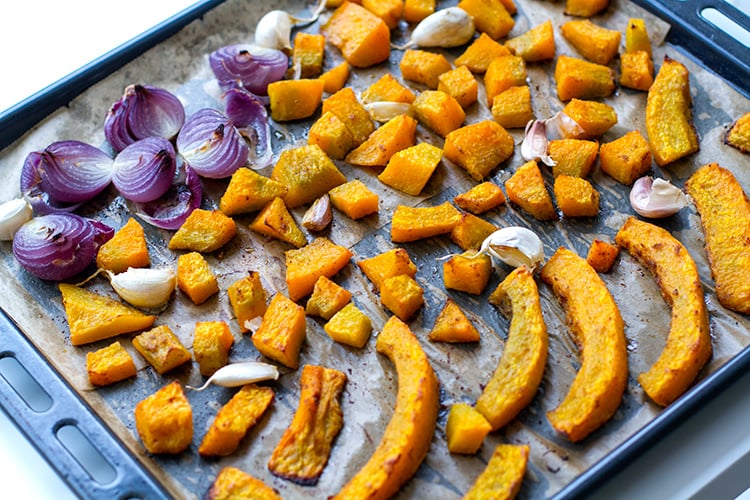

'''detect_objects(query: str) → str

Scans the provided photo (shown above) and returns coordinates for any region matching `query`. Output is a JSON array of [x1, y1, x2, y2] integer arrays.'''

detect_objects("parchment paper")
[[0, 0, 749, 498]]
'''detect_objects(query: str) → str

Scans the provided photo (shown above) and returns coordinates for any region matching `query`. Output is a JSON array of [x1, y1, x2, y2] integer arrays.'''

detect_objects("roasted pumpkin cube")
[[360, 73, 416, 104], [362, 0, 403, 28], [319, 61, 350, 93], [177, 252, 219, 305], [443, 254, 492, 295], [228, 272, 268, 332], [219, 168, 289, 216], [554, 175, 600, 217], [249, 197, 307, 248], [252, 293, 307, 369], [505, 160, 558, 221], [437, 65, 478, 109], [346, 113, 418, 167], [725, 112, 750, 153], [292, 32, 326, 78], [484, 55, 527, 106], [199, 384, 274, 457], [324, 302, 373, 348], [491, 85, 533, 129], [267, 79, 325, 121], [454, 182, 506, 214], [271, 144, 347, 208], [555, 55, 616, 101], [135, 381, 192, 454], [96, 218, 149, 273], [322, 87, 375, 146], [285, 237, 353, 301], [321, 2, 390, 68], [586, 239, 620, 273], [132, 325, 192, 375], [446, 403, 492, 454], [599, 130, 652, 185], [444, 120, 514, 181], [207, 467, 281, 500], [309, 111, 357, 160], [562, 99, 618, 139], [306, 276, 352, 320], [455, 33, 511, 74], [403, 0, 435, 21], [505, 20, 555, 62], [400, 49, 453, 89], [391, 202, 462, 242], [450, 212, 497, 251], [620, 50, 654, 91], [412, 90, 466, 137], [428, 299, 480, 343], [565, 0, 608, 17], [380, 274, 424, 321], [358, 248, 417, 291], [193, 321, 234, 377], [626, 18, 652, 56], [87, 341, 137, 386], [169, 209, 237, 253], [328, 179, 380, 219], [561, 20, 621, 65], [378, 142, 443, 196], [548, 139, 599, 178], [458, 0, 514, 39]]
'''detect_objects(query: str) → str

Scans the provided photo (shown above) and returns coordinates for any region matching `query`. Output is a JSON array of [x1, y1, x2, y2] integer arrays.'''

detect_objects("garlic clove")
[[630, 176, 690, 218], [471, 227, 545, 270], [185, 361, 280, 391], [254, 10, 294, 52], [545, 111, 586, 140], [0, 198, 33, 241], [302, 194, 333, 231], [521, 120, 557, 167], [363, 102, 415, 122], [393, 7, 475, 50], [106, 267, 176, 309]]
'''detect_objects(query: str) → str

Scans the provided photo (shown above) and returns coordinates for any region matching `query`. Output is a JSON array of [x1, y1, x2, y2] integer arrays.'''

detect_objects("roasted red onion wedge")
[[134, 165, 202, 230], [208, 44, 288, 96], [112, 137, 177, 202], [177, 108, 249, 178], [224, 87, 273, 169]]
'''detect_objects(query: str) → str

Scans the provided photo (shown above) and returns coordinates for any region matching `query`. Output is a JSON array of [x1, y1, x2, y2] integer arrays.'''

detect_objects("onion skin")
[[134, 164, 202, 230], [208, 44, 288, 96], [177, 108, 249, 179], [112, 137, 177, 202]]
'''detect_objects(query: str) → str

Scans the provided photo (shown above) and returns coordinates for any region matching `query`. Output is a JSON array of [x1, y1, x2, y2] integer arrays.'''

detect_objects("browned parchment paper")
[[0, 0, 749, 498]]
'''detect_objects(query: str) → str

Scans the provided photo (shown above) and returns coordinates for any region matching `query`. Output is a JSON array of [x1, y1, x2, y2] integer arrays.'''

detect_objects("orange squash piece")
[[505, 20, 556, 62], [306, 275, 352, 320], [285, 237, 353, 301], [450, 212, 497, 251], [565, 0, 609, 17], [378, 142, 443, 196], [725, 112, 750, 153], [321, 2, 391, 68], [491, 85, 533, 129], [267, 79, 325, 121], [428, 298, 480, 343], [193, 321, 234, 377], [308, 111, 357, 160], [403, 0, 436, 22], [86, 341, 137, 386], [586, 239, 619, 273], [134, 381, 193, 454], [252, 293, 307, 369], [454, 181, 506, 214], [292, 32, 326, 78], [485, 55, 527, 106], [548, 139, 599, 178], [391, 202, 462, 242], [380, 274, 424, 321], [271, 144, 347, 208], [455, 33, 511, 74], [626, 18, 652, 56], [249, 197, 307, 248], [96, 217, 149, 273], [168, 209, 237, 253], [442, 254, 493, 295], [362, 0, 403, 28], [357, 247, 417, 291], [360, 73, 416, 104], [219, 168, 289, 216], [444, 120, 514, 181], [437, 65, 478, 109], [322, 87, 375, 147], [228, 272, 268, 333], [458, 0, 515, 39], [553, 175, 600, 218], [561, 99, 618, 139], [328, 179, 380, 219], [620, 51, 654, 91], [561, 19, 621, 65], [324, 302, 373, 348], [319, 61, 350, 94], [132, 324, 192, 375], [346, 113, 418, 167], [207, 467, 281, 500], [598, 130, 653, 185], [445, 403, 492, 454], [412, 90, 466, 137], [464, 444, 529, 500], [555, 55, 616, 101], [505, 160, 557, 221]]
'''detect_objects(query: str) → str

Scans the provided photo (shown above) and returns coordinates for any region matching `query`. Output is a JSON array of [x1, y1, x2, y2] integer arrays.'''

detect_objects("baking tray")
[[0, 0, 749, 499]]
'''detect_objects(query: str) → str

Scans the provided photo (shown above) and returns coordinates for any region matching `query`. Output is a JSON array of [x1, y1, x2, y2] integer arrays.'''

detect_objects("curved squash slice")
[[540, 247, 628, 442], [463, 444, 529, 500], [333, 316, 439, 499], [615, 217, 712, 406]]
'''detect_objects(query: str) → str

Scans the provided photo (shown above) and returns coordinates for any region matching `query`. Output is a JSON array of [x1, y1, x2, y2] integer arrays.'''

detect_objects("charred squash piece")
[[207, 467, 282, 500], [168, 208, 237, 253], [463, 444, 529, 500], [248, 197, 307, 248], [219, 168, 288, 216], [428, 298, 480, 343], [725, 112, 750, 153], [616, 217, 712, 406], [333, 316, 439, 499], [358, 247, 417, 292], [540, 247, 628, 442], [86, 341, 137, 386], [476, 266, 547, 430], [134, 381, 193, 454], [132, 325, 192, 375], [268, 365, 346, 484]]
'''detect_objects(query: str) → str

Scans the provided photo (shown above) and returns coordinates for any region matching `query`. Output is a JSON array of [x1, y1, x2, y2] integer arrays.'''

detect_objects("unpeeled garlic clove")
[[254, 0, 327, 52], [470, 227, 545, 270], [302, 194, 332, 231], [364, 102, 414, 122], [545, 110, 586, 140], [393, 7, 475, 50], [0, 198, 33, 241], [521, 120, 556, 167], [106, 267, 176, 309], [185, 361, 280, 391], [630, 176, 690, 218]]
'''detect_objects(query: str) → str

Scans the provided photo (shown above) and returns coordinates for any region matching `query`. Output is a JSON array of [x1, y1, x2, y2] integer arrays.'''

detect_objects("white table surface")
[[2, 1, 750, 499]]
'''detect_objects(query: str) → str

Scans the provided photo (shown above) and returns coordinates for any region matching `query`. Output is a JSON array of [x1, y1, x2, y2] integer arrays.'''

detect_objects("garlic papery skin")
[[302, 194, 332, 231], [254, 10, 294, 52], [185, 361, 280, 391], [521, 120, 556, 166], [0, 198, 33, 241], [393, 7, 475, 49], [471, 227, 545, 270], [363, 102, 414, 122], [106, 267, 176, 309], [630, 176, 690, 218]]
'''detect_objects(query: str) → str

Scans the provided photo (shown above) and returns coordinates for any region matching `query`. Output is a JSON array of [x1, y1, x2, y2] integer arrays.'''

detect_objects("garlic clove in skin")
[[470, 227, 545, 270], [0, 198, 33, 241], [254, 10, 294, 52], [302, 194, 333, 231], [106, 267, 177, 309], [185, 361, 280, 391], [393, 7, 475, 50], [521, 120, 557, 167], [630, 176, 690, 218]]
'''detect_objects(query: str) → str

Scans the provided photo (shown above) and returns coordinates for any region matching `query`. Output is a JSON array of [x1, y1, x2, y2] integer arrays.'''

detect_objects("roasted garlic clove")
[[0, 198, 33, 241], [629, 176, 689, 218], [106, 267, 176, 309], [185, 361, 280, 391], [472, 227, 545, 270]]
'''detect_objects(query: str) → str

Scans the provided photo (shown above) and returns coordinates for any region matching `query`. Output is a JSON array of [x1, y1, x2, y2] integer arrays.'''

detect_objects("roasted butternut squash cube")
[[306, 275, 352, 320], [319, 61, 350, 93], [725, 112, 750, 154], [400, 49, 453, 89], [458, 0, 514, 39], [437, 65, 478, 109], [391, 202, 462, 242], [443, 254, 492, 295], [455, 33, 511, 74], [360, 73, 416, 104], [285, 237, 353, 301], [484, 55, 527, 106], [193, 321, 234, 377], [362, 0, 403, 28], [271, 144, 347, 208], [565, 0, 608, 17], [219, 168, 289, 216], [454, 182, 506, 214], [561, 20, 621, 65], [177, 252, 219, 305], [321, 2, 391, 68], [207, 467, 281, 500], [134, 381, 192, 454], [133, 325, 192, 375], [450, 212, 497, 251], [599, 130, 652, 185], [446, 403, 492, 454], [378, 142, 443, 196], [505, 160, 558, 221], [505, 20, 556, 62], [169, 209, 237, 253], [380, 274, 424, 321], [309, 111, 357, 160], [626, 18, 652, 56], [444, 120, 514, 181], [322, 87, 375, 146], [620, 50, 654, 91], [555, 55, 616, 101], [586, 239, 620, 273], [491, 85, 533, 129], [292, 32, 326, 78], [228, 272, 268, 332], [96, 218, 149, 273], [403, 0, 436, 22], [267, 79, 325, 121], [249, 197, 307, 248], [548, 139, 599, 178], [358, 248, 417, 291], [554, 175, 600, 217], [324, 302, 373, 348], [252, 293, 307, 369], [428, 299, 480, 343], [87, 341, 137, 386], [328, 179, 380, 219], [562, 99, 618, 139], [346, 113, 418, 167], [412, 90, 466, 137]]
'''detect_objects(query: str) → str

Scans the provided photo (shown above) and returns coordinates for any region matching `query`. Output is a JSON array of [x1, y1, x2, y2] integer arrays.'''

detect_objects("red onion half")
[[208, 44, 288, 96], [104, 84, 185, 152], [177, 108, 249, 179], [135, 164, 202, 230], [12, 213, 113, 281], [112, 137, 177, 202], [224, 88, 273, 169]]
